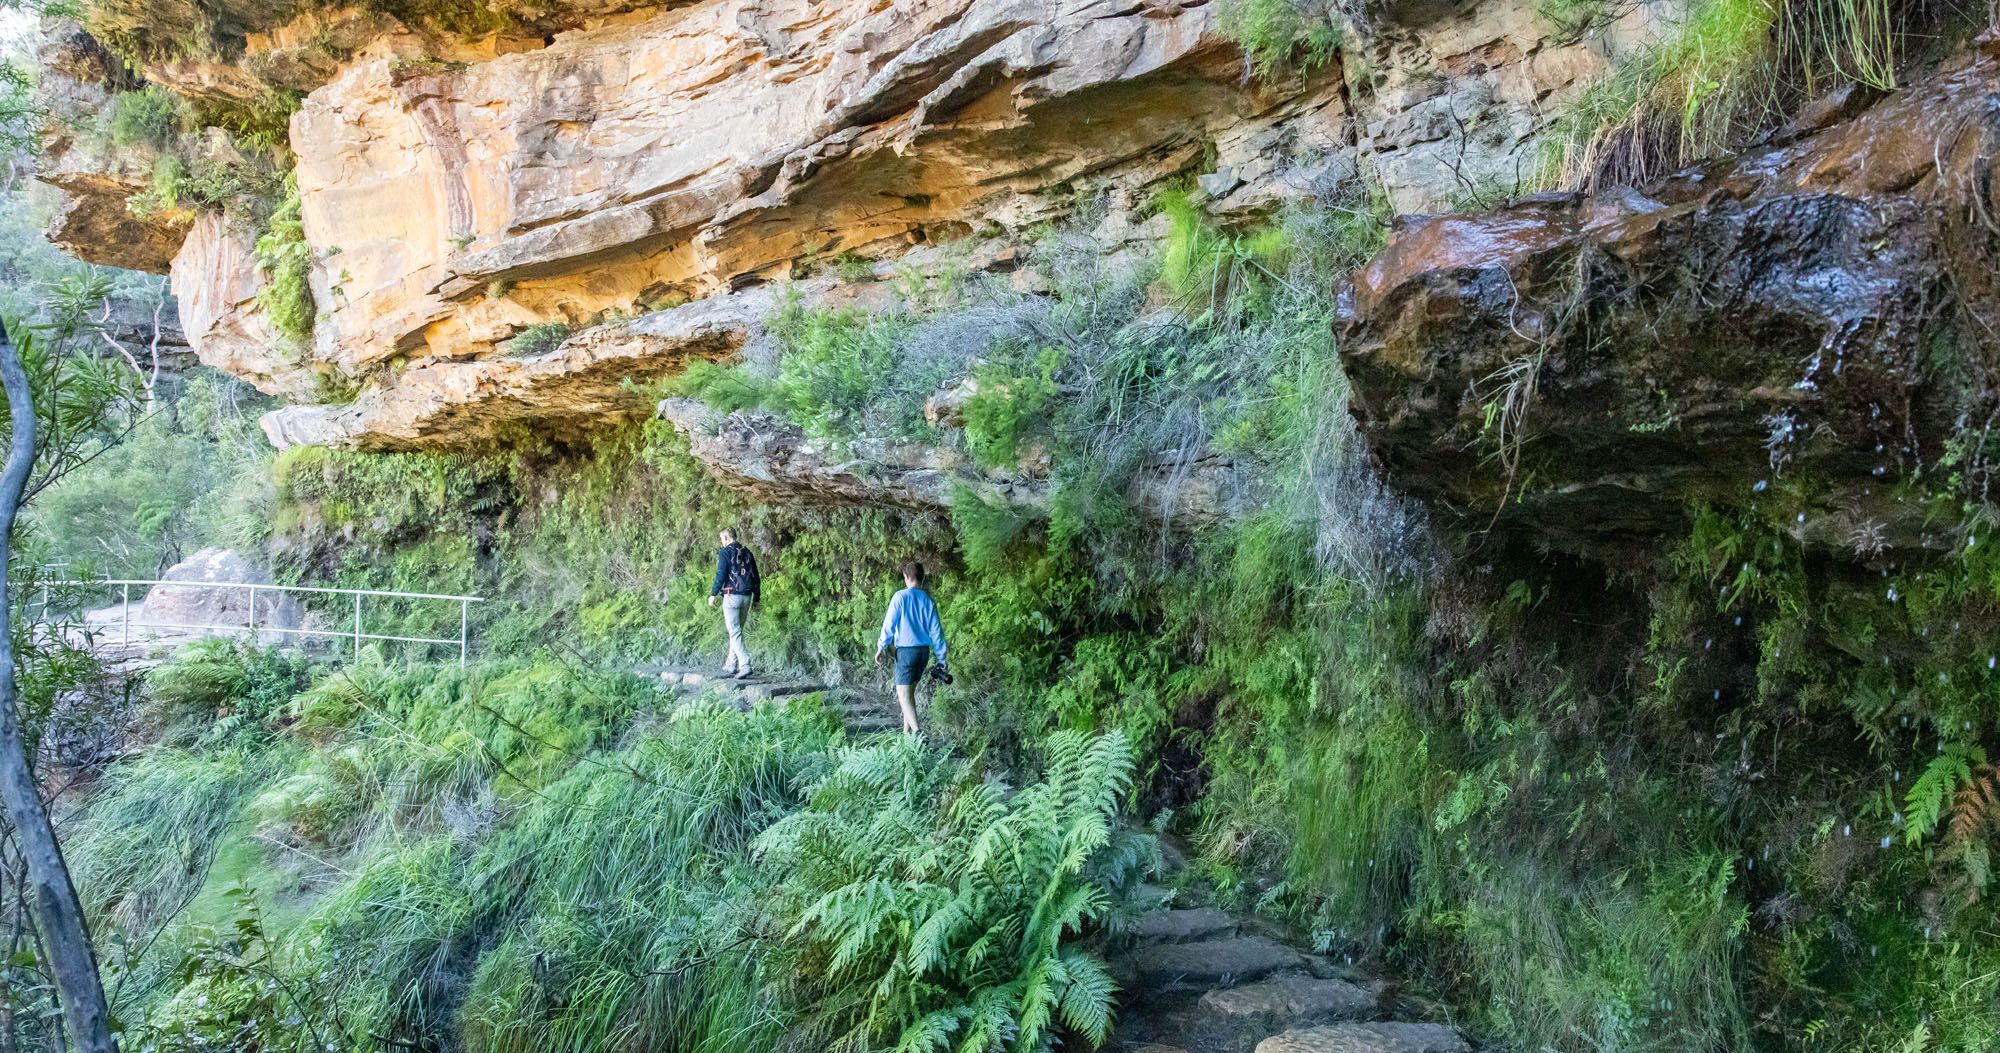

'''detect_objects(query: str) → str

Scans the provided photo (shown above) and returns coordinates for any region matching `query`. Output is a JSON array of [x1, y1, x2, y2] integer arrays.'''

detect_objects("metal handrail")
[[36, 579, 486, 666]]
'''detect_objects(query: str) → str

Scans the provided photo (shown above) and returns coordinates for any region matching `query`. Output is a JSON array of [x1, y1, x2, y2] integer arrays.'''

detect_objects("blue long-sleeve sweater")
[[876, 587, 948, 661]]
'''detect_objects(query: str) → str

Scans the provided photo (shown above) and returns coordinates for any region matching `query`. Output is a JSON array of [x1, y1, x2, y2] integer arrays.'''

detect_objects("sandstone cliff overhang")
[[46, 0, 1670, 452], [261, 287, 763, 450], [654, 399, 1258, 527], [1337, 44, 2000, 559]]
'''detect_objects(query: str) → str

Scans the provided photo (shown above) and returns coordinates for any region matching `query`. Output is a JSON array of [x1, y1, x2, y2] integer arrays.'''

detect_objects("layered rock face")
[[42, 0, 1656, 451], [271, 0, 1351, 403], [1337, 45, 2000, 558]]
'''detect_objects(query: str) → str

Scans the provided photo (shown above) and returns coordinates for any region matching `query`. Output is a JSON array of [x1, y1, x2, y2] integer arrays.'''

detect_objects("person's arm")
[[924, 595, 947, 665], [876, 591, 902, 656], [711, 548, 728, 597]]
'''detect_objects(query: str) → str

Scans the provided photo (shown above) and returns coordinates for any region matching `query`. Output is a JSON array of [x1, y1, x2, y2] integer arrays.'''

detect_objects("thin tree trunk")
[[0, 321, 115, 1053]]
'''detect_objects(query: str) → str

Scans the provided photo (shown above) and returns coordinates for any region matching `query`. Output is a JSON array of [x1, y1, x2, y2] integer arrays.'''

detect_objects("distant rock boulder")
[[141, 549, 304, 635]]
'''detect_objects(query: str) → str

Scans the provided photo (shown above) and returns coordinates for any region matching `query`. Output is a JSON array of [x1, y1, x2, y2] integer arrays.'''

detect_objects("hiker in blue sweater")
[[874, 560, 948, 734]]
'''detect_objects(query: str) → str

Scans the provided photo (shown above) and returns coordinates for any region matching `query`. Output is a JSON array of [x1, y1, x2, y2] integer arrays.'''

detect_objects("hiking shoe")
[[734, 668, 752, 680]]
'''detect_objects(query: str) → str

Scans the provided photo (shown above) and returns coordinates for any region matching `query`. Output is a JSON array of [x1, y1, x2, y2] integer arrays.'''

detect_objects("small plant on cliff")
[[963, 348, 1063, 471], [757, 730, 1157, 1053], [1219, 0, 1344, 78], [105, 86, 188, 149], [501, 321, 573, 357], [253, 177, 317, 341], [1541, 0, 1909, 188]]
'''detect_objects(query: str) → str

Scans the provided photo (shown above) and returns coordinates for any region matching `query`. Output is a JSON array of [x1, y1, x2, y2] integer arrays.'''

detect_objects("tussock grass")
[[1541, 0, 1919, 190]]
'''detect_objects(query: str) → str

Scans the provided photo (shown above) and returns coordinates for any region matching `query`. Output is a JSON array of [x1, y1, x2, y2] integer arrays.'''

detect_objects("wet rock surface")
[[1337, 45, 2000, 560]]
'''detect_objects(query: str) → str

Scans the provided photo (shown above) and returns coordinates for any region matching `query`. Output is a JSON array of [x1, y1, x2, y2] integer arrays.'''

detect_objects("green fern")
[[758, 731, 1158, 1052], [1906, 744, 1987, 843]]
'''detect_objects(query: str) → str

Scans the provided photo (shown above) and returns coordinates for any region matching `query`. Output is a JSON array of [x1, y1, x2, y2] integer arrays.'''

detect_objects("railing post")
[[120, 583, 130, 650], [247, 584, 257, 645], [353, 593, 362, 660], [459, 598, 469, 668]]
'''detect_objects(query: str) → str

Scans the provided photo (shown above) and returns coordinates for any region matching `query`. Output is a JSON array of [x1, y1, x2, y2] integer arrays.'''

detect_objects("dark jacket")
[[711, 542, 761, 602]]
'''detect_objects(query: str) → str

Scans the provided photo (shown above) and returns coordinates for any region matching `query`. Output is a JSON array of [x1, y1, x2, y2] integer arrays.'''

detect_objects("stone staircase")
[[1109, 893, 1469, 1053], [645, 665, 905, 734], [644, 665, 1471, 1053]]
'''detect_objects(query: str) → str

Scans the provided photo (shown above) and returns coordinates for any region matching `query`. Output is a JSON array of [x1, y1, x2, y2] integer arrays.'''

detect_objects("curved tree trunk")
[[0, 321, 115, 1053]]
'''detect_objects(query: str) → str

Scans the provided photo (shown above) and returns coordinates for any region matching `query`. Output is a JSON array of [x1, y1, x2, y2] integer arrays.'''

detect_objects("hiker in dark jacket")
[[708, 527, 761, 679], [874, 560, 948, 734]]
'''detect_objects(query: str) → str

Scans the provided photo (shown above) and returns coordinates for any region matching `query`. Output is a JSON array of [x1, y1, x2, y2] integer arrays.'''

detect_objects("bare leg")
[[896, 684, 918, 734]]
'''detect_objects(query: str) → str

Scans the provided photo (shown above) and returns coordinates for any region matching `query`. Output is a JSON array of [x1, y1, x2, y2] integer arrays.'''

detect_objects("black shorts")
[[894, 646, 931, 686]]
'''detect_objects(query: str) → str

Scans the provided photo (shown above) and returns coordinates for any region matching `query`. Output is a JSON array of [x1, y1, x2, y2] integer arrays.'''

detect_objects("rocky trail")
[[1106, 893, 1469, 1053], [639, 664, 908, 734]]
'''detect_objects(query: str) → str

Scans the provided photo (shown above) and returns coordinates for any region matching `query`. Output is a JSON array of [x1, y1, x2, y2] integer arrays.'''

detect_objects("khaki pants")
[[722, 593, 752, 673]]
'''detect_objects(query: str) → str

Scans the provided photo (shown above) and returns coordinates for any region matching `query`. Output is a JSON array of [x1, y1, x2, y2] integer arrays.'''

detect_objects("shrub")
[[105, 86, 187, 148], [767, 303, 907, 444], [502, 321, 572, 356], [757, 730, 1158, 1053], [962, 348, 1062, 470], [658, 358, 770, 413], [144, 638, 313, 741]]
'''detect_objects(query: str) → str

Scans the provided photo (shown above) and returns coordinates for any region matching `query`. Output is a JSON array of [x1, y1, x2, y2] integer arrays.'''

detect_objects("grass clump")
[[1540, 0, 1919, 189], [1218, 0, 1344, 78], [502, 321, 573, 357]]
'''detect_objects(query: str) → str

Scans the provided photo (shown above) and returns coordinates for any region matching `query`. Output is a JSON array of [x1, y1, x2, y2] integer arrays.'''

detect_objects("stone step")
[[1195, 976, 1382, 1038], [739, 680, 826, 701], [1116, 935, 1302, 993], [1253, 1023, 1467, 1053], [1120, 974, 1383, 1053], [1133, 907, 1239, 945]]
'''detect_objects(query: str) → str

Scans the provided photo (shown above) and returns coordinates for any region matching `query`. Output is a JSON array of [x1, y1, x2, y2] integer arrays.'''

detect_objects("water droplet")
[[1938, 672, 1949, 684], [1880, 835, 1892, 848], [1746, 857, 1754, 870], [1705, 638, 1714, 650], [1871, 945, 1878, 957], [1797, 513, 1807, 523], [1733, 616, 1742, 625], [1753, 479, 1768, 492], [1887, 588, 1899, 601], [1713, 690, 1721, 700], [1894, 769, 1901, 782], [1873, 465, 1887, 476]]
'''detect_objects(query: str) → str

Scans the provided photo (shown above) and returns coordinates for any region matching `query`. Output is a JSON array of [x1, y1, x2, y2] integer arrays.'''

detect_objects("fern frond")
[[1056, 948, 1117, 1046], [1907, 745, 1986, 842]]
